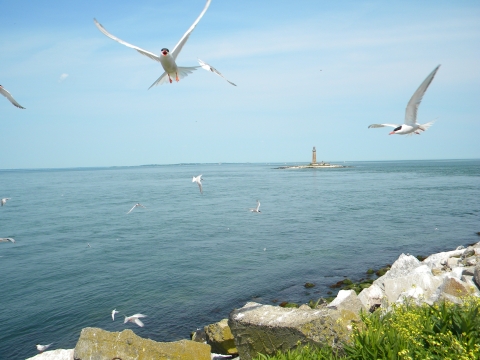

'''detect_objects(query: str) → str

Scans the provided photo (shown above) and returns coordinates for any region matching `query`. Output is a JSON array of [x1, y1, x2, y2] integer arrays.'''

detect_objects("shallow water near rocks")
[[0, 159, 479, 359]]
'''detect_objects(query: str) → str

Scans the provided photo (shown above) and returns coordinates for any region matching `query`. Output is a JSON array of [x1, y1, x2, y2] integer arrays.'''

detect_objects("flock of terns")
[[2, 0, 441, 137], [2, 0, 444, 355]]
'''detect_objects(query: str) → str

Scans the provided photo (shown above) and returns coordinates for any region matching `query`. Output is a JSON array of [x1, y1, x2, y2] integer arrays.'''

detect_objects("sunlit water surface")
[[1, 160, 479, 359]]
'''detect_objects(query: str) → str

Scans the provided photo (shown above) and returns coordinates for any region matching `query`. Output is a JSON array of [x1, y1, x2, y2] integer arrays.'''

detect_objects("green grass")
[[255, 297, 480, 360]]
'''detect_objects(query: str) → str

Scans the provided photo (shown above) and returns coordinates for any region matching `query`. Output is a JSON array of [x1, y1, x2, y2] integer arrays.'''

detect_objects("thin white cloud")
[[58, 73, 69, 82]]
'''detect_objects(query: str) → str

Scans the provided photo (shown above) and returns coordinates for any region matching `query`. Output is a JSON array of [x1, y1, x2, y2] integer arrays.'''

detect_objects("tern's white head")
[[161, 48, 170, 56]]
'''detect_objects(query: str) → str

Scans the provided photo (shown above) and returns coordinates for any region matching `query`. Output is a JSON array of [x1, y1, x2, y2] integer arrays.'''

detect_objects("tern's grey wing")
[[0, 86, 25, 109], [197, 59, 236, 86], [405, 65, 440, 126], [256, 201, 261, 211], [94, 19, 161, 63], [127, 205, 136, 214], [368, 123, 399, 129], [198, 182, 203, 194], [134, 318, 145, 327], [131, 313, 147, 318], [171, 0, 211, 60]]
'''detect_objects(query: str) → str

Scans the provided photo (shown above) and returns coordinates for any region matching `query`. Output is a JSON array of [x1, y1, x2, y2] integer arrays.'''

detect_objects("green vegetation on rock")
[[255, 297, 480, 360]]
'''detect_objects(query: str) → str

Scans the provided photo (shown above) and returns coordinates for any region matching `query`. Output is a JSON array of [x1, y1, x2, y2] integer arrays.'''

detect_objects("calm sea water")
[[0, 160, 479, 359]]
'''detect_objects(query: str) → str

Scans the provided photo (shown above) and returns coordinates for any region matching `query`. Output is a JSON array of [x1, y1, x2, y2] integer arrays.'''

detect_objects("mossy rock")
[[366, 269, 375, 275], [342, 278, 353, 285], [279, 302, 299, 308], [376, 267, 390, 277], [304, 282, 315, 288]]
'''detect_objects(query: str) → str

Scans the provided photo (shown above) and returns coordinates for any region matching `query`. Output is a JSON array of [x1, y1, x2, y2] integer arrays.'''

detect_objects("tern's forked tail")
[[419, 119, 436, 131]]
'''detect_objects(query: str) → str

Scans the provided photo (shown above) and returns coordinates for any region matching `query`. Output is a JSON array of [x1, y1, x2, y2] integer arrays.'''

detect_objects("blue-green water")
[[0, 160, 479, 359]]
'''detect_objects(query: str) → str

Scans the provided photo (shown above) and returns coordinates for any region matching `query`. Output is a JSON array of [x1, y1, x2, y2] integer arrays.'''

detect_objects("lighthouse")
[[311, 147, 317, 165]]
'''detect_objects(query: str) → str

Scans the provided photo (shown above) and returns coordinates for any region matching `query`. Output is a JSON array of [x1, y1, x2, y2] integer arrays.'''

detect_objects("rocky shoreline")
[[27, 239, 480, 360]]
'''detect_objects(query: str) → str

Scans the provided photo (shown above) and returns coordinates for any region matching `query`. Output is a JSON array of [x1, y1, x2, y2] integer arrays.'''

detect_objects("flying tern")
[[1, 198, 10, 206], [94, 0, 211, 88], [249, 200, 261, 213], [197, 58, 236, 86], [0, 238, 15, 243], [36, 343, 53, 353], [112, 309, 119, 321], [127, 203, 146, 214], [192, 175, 203, 194], [368, 65, 440, 135], [124, 313, 147, 327], [0, 85, 25, 109]]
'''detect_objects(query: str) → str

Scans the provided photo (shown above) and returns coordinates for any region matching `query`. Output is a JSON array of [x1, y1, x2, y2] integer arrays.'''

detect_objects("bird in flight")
[[124, 313, 147, 327], [368, 65, 440, 135], [192, 175, 203, 194], [36, 343, 53, 353], [127, 203, 146, 214], [197, 59, 236, 86], [1, 198, 10, 206], [249, 200, 261, 213], [0, 238, 16, 243], [94, 0, 211, 88], [0, 85, 25, 109], [112, 309, 119, 321]]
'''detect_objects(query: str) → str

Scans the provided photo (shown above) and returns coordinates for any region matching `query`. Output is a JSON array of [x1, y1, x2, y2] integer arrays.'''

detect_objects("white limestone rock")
[[373, 254, 422, 292], [327, 289, 366, 314], [357, 284, 384, 311], [423, 249, 465, 269], [383, 265, 442, 304], [25, 349, 74, 360]]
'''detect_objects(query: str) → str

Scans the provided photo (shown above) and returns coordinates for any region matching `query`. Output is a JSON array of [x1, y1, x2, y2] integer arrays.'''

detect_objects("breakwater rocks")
[[275, 163, 348, 169], [29, 241, 480, 360]]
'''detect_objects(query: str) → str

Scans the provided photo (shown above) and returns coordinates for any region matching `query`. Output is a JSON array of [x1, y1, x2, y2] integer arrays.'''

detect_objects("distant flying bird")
[[36, 343, 53, 353], [368, 65, 440, 135], [249, 200, 261, 213], [1, 198, 10, 206], [127, 203, 146, 214], [94, 0, 211, 88], [192, 175, 203, 194], [197, 58, 236, 86], [0, 238, 15, 243], [0, 85, 25, 109], [124, 313, 147, 327], [112, 309, 119, 321]]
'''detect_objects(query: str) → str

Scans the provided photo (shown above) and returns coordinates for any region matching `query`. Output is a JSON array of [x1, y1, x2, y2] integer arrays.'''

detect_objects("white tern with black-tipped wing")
[[198, 58, 236, 86], [124, 314, 147, 327], [127, 203, 146, 214], [368, 65, 440, 135], [0, 86, 25, 109], [192, 175, 203, 194], [94, 0, 211, 88]]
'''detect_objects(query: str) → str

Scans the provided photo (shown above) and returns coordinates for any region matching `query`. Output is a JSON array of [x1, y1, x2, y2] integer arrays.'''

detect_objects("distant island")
[[275, 147, 348, 169]]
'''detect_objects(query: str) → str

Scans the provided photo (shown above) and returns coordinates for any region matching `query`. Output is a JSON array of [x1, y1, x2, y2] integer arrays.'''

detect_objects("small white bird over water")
[[127, 203, 146, 214], [250, 200, 261, 213], [0, 238, 15, 243], [112, 309, 119, 321], [197, 59, 236, 86], [36, 343, 53, 353], [94, 0, 211, 88], [368, 65, 440, 135], [124, 313, 147, 327], [0, 85, 25, 109], [192, 175, 203, 194], [1, 198, 10, 206]]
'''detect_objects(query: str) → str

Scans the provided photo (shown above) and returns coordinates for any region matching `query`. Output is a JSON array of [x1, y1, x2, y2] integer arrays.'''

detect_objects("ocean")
[[0, 159, 479, 359]]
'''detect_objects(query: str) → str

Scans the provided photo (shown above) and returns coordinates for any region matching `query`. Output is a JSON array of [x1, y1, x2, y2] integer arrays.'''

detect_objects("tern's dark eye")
[[161, 48, 169, 53], [393, 126, 402, 132]]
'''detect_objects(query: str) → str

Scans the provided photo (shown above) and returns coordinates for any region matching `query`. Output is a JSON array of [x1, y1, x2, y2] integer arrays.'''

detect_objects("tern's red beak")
[[389, 131, 395, 135], [162, 51, 168, 56]]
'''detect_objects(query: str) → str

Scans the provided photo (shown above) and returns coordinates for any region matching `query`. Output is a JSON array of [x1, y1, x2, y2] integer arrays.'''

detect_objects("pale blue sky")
[[1, 0, 479, 169]]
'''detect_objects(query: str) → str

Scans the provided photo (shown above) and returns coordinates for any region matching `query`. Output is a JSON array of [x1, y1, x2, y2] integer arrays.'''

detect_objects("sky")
[[0, 0, 479, 169]]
